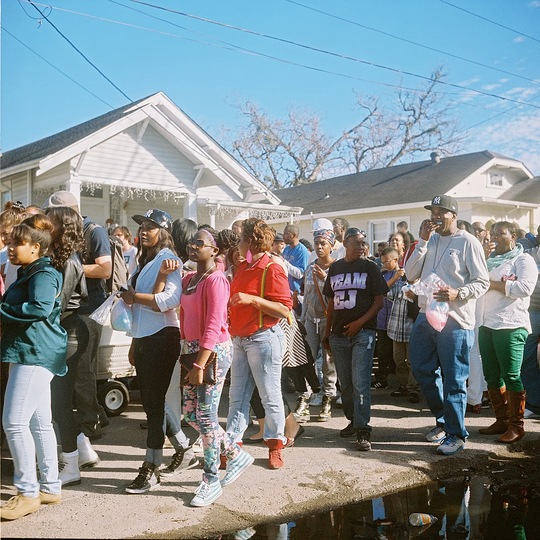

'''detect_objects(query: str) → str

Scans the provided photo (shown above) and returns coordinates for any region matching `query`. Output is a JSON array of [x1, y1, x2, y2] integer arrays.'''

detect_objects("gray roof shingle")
[[0, 95, 152, 171], [273, 151, 532, 214]]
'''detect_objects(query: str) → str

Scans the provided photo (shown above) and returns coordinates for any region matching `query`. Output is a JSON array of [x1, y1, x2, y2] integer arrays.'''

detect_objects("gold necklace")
[[186, 264, 216, 293]]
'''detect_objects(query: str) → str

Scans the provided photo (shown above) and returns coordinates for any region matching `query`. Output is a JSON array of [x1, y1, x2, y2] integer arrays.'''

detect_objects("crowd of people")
[[0, 191, 539, 520]]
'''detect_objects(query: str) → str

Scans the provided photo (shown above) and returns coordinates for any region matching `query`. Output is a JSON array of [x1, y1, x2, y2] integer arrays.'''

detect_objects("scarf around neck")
[[486, 243, 523, 272]]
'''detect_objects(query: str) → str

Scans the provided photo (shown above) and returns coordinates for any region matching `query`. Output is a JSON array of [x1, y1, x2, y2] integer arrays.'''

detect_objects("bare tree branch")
[[225, 69, 464, 188]]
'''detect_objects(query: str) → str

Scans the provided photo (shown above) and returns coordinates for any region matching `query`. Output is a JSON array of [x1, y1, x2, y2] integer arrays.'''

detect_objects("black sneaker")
[[371, 380, 388, 389], [390, 386, 408, 397], [356, 431, 371, 451], [340, 422, 356, 438], [408, 392, 420, 404], [160, 447, 199, 477], [125, 461, 160, 494]]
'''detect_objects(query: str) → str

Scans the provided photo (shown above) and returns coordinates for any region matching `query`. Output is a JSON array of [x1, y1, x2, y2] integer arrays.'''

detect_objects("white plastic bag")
[[411, 273, 449, 332], [426, 299, 449, 332], [89, 293, 116, 326], [110, 298, 132, 333]]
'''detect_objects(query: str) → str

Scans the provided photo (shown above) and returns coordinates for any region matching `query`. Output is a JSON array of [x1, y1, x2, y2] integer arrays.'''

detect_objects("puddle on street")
[[215, 476, 539, 540]]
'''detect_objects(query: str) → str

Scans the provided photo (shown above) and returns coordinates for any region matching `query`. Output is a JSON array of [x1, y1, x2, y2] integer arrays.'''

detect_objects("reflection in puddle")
[[220, 476, 538, 539]]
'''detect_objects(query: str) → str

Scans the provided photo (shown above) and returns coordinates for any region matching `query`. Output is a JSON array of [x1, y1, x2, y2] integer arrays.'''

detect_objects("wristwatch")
[[457, 288, 467, 300]]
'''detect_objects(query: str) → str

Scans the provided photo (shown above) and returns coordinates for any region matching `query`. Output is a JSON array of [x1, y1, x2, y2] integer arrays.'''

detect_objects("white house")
[[0, 92, 301, 230], [272, 151, 540, 252]]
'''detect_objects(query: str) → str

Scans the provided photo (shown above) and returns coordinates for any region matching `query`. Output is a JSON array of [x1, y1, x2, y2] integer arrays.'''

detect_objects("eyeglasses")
[[381, 258, 398, 265], [189, 238, 216, 249]]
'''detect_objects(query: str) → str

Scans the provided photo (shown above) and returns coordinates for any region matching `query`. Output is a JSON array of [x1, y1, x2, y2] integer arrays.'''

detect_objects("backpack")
[[84, 222, 129, 295]]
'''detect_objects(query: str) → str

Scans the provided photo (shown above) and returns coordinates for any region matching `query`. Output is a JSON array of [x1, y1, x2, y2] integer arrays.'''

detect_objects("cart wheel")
[[98, 381, 129, 417]]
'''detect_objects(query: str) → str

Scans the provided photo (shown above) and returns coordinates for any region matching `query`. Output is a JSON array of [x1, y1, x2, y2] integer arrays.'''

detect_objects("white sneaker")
[[59, 451, 81, 486], [190, 480, 222, 507], [436, 435, 465, 456], [220, 449, 255, 486], [425, 426, 446, 443], [77, 433, 100, 468]]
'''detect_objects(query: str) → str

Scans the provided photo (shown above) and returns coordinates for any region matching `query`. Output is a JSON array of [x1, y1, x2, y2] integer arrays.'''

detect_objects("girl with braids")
[[45, 206, 100, 487], [178, 226, 239, 506], [0, 214, 67, 520]]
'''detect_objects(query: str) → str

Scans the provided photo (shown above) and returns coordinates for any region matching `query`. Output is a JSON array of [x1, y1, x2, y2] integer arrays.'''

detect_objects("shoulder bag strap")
[[258, 261, 274, 329]]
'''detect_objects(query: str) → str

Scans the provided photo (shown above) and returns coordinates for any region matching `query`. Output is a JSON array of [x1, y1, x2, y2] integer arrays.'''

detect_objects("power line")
[[462, 93, 540, 132], [23, 0, 465, 98], [25, 0, 133, 102], [285, 0, 539, 84], [3, 27, 115, 108], [108, 0, 454, 94], [438, 0, 540, 44], [123, 0, 540, 110]]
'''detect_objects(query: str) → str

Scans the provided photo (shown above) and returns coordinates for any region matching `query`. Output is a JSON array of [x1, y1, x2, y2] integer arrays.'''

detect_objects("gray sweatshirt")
[[405, 229, 489, 330]]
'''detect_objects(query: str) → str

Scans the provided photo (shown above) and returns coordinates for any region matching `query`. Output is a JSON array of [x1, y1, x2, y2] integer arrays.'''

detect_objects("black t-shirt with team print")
[[323, 257, 389, 335]]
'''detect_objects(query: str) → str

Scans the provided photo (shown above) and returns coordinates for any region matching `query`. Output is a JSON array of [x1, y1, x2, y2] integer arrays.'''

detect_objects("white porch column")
[[208, 205, 218, 229], [65, 177, 82, 207], [184, 194, 198, 221]]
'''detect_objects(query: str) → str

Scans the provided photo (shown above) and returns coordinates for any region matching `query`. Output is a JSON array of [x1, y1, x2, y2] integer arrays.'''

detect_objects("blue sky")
[[3, 0, 540, 174]]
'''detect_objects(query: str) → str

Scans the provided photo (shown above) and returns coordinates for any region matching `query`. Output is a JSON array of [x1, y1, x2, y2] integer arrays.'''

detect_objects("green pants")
[[478, 326, 528, 392]]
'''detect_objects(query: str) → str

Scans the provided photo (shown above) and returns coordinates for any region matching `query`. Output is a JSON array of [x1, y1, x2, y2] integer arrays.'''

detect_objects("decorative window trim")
[[487, 172, 505, 188]]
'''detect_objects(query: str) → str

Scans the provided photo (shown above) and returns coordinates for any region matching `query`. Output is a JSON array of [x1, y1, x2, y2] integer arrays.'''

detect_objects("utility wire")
[[123, 0, 540, 109], [285, 0, 538, 84], [26, 0, 133, 102], [109, 0, 454, 95], [438, 0, 540, 44], [23, 0, 465, 98], [3, 27, 115, 108], [462, 93, 540, 132]]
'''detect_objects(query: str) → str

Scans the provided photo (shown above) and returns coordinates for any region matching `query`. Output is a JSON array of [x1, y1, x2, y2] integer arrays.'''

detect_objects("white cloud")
[[513, 36, 526, 43], [482, 83, 502, 91], [466, 110, 540, 175], [528, 1, 540, 7], [458, 77, 482, 87]]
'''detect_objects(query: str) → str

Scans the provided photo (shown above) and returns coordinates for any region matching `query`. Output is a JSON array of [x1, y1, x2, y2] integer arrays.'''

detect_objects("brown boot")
[[479, 387, 509, 435], [265, 439, 285, 469], [499, 390, 526, 444]]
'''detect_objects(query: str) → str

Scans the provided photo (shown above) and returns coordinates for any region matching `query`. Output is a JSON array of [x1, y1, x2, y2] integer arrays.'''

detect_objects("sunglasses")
[[189, 238, 216, 249]]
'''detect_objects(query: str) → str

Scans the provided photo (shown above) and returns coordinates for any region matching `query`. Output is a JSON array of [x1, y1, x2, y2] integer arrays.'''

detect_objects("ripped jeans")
[[330, 329, 376, 432]]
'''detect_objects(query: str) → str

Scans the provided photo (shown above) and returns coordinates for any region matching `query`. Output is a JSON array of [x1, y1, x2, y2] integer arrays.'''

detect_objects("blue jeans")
[[3, 364, 60, 497], [226, 325, 286, 444], [329, 329, 376, 432], [521, 309, 540, 411], [409, 314, 473, 440]]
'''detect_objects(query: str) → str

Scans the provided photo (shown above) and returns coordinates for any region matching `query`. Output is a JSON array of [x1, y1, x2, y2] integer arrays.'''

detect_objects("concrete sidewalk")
[[2, 381, 539, 539]]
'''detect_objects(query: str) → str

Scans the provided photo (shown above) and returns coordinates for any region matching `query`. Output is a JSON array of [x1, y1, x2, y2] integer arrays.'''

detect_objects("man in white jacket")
[[405, 195, 489, 456]]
